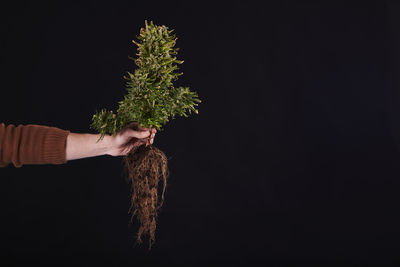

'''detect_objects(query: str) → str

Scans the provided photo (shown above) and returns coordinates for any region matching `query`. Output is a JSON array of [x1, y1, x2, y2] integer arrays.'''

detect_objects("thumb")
[[129, 129, 150, 139]]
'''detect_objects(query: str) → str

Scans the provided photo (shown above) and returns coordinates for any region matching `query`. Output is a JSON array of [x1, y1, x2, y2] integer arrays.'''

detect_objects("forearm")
[[65, 133, 114, 161]]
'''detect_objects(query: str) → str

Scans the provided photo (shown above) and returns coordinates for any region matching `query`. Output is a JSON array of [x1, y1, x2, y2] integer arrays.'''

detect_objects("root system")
[[124, 143, 169, 249]]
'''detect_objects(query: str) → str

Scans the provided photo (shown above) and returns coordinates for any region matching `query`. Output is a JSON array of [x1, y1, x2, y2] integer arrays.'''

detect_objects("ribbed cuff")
[[42, 127, 71, 165]]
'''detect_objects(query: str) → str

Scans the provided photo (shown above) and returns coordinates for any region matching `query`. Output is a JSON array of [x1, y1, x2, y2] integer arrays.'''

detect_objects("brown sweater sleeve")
[[0, 123, 70, 168]]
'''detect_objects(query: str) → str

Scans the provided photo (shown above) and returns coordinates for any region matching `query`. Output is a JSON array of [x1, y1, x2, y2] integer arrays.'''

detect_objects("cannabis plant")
[[90, 20, 200, 248]]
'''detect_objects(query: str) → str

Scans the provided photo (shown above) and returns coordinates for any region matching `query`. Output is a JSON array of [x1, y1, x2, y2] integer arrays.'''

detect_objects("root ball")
[[124, 144, 169, 248]]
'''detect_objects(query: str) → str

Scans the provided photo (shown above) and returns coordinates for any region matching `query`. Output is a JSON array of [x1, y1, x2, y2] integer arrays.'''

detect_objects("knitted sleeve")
[[0, 123, 70, 168]]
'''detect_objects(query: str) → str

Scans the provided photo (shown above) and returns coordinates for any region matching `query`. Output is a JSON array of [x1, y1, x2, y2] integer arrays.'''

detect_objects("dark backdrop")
[[1, 0, 400, 265]]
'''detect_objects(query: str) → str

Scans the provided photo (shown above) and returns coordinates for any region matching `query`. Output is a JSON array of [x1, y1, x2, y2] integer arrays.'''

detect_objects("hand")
[[107, 122, 157, 156]]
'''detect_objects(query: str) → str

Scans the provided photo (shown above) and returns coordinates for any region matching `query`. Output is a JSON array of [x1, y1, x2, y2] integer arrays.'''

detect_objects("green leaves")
[[91, 20, 201, 139]]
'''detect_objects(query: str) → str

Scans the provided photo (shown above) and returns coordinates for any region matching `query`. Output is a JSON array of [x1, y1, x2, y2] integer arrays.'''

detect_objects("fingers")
[[126, 127, 157, 142], [143, 128, 156, 144], [132, 130, 150, 139], [150, 128, 156, 144]]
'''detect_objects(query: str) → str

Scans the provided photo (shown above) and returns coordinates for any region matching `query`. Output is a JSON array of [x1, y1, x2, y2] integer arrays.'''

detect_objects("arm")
[[0, 122, 156, 167], [0, 123, 70, 168], [65, 126, 156, 161]]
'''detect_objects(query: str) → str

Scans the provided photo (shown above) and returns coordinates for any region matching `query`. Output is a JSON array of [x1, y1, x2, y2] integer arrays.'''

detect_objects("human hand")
[[107, 122, 156, 156]]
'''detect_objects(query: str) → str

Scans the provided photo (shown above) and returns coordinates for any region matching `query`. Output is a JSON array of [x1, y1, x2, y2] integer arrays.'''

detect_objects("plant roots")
[[124, 143, 169, 249]]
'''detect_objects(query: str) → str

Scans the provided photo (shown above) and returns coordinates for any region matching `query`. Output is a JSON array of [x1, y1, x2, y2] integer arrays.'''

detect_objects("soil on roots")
[[124, 144, 169, 249]]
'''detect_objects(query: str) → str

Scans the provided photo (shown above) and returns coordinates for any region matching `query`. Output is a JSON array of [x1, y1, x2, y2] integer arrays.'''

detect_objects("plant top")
[[91, 20, 200, 139]]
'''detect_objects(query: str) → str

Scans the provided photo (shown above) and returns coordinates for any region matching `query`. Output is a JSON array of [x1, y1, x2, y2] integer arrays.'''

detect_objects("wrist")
[[101, 134, 117, 156]]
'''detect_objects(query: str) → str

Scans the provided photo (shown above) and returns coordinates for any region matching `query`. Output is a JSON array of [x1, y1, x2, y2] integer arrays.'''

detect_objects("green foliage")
[[90, 20, 201, 140]]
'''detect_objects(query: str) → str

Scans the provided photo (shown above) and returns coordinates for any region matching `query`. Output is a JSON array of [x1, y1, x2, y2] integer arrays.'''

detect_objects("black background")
[[1, 0, 400, 265]]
